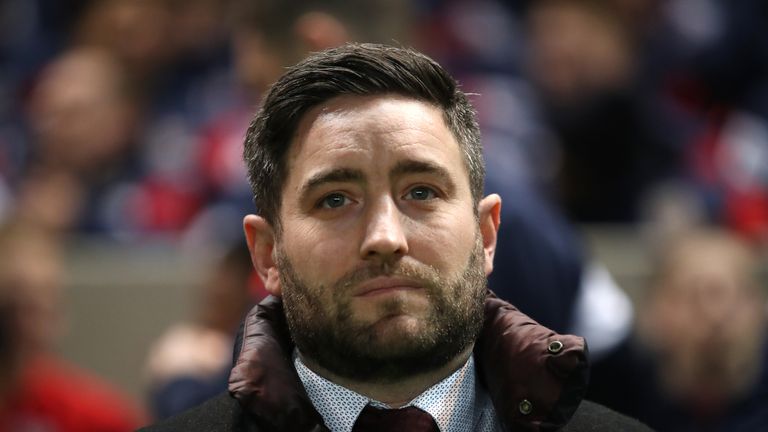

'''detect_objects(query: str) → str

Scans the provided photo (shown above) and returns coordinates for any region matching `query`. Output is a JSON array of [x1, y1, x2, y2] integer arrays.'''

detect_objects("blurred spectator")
[[144, 241, 262, 420], [0, 220, 145, 431], [27, 47, 138, 176], [19, 46, 143, 235], [592, 228, 768, 431], [524, 0, 685, 222]]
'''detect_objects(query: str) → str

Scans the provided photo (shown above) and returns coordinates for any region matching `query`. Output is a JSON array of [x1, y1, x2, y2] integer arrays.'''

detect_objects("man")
[[142, 43, 650, 431]]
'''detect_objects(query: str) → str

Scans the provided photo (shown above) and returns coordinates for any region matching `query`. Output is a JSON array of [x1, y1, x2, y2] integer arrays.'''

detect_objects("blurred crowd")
[[0, 0, 767, 431], [2, 0, 768, 240], [0, 0, 768, 243]]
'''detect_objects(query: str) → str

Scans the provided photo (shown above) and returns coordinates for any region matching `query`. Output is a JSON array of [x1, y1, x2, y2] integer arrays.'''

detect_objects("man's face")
[[246, 94, 499, 381]]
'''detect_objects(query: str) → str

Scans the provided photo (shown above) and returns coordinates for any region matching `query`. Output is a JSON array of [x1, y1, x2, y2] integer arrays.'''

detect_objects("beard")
[[278, 236, 487, 383]]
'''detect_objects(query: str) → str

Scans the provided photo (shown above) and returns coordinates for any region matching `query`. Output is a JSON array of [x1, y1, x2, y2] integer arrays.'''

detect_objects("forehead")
[[285, 94, 465, 178]]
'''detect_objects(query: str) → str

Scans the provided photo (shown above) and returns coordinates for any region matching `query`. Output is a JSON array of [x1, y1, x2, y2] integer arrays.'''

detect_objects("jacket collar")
[[229, 293, 589, 431]]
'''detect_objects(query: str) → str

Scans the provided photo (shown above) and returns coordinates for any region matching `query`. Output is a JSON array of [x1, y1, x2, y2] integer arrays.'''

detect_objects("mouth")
[[353, 277, 424, 298]]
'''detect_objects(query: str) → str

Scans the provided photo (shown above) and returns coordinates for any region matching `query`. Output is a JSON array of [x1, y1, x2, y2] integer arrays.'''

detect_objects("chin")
[[366, 315, 432, 352], [372, 312, 423, 333]]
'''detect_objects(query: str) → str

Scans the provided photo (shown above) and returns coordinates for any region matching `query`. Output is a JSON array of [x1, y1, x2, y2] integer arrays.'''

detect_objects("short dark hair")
[[243, 43, 484, 229]]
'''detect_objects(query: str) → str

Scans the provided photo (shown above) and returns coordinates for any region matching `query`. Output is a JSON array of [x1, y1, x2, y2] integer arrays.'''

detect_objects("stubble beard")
[[278, 237, 487, 383]]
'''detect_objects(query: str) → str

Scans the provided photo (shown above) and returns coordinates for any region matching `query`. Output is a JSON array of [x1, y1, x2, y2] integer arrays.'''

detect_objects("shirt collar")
[[294, 352, 493, 432], [294, 353, 368, 432]]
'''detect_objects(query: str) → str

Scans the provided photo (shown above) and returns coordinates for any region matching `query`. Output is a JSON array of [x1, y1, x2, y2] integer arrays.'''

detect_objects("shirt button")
[[519, 399, 533, 415], [548, 340, 564, 354]]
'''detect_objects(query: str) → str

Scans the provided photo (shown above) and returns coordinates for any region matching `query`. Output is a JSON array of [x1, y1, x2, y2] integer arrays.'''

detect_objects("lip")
[[353, 277, 423, 297]]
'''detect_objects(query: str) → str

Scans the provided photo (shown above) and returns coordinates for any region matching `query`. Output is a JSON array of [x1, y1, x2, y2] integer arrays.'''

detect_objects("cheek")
[[407, 207, 477, 271], [281, 222, 356, 279]]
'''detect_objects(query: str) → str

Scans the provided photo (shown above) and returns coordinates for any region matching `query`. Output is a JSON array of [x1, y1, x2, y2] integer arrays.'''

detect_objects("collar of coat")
[[228, 292, 589, 432]]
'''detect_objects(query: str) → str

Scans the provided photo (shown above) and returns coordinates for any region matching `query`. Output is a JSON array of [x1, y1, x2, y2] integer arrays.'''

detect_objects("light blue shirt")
[[294, 352, 504, 432]]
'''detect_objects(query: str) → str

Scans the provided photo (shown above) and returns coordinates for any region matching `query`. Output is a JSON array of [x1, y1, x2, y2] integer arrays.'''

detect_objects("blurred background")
[[0, 0, 767, 430]]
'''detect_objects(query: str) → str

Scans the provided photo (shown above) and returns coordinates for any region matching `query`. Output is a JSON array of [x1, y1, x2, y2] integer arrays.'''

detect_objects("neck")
[[299, 345, 474, 407]]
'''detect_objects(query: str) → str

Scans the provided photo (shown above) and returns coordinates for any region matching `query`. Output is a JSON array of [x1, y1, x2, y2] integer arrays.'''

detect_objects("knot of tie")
[[351, 405, 439, 432]]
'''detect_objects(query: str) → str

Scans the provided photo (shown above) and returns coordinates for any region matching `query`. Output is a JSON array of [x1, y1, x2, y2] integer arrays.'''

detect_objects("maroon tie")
[[351, 405, 439, 432]]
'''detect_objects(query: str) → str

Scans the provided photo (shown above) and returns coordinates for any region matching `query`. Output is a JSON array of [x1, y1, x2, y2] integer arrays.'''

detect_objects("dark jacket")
[[140, 295, 651, 431]]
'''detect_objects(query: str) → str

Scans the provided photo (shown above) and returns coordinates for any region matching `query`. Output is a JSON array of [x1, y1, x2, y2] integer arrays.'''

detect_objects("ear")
[[293, 11, 349, 51], [243, 214, 282, 297], [477, 194, 502, 276]]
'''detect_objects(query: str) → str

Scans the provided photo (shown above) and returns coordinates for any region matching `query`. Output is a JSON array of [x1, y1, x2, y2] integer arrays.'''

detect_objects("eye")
[[405, 186, 437, 201], [318, 193, 349, 209]]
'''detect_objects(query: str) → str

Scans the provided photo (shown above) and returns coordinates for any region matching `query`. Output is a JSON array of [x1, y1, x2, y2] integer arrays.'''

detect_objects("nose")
[[359, 196, 408, 260]]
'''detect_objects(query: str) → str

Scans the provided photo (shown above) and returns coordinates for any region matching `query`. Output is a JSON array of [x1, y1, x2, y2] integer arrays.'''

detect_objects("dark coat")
[[140, 295, 652, 431]]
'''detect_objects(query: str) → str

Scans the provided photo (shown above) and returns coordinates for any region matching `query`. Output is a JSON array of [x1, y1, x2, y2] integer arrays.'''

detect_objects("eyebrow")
[[300, 168, 365, 197], [390, 160, 456, 194], [298, 159, 457, 199]]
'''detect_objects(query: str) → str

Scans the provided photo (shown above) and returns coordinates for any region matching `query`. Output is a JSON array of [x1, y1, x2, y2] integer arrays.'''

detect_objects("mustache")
[[334, 259, 441, 294], [274, 247, 442, 296]]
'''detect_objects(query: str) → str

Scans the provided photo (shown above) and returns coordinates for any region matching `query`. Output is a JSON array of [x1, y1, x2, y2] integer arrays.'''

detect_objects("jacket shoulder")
[[138, 392, 250, 432], [562, 400, 653, 431]]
